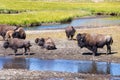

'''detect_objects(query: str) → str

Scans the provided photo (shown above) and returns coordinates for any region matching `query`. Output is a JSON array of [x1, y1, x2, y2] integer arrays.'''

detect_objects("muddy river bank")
[[0, 16, 119, 79], [0, 34, 119, 80]]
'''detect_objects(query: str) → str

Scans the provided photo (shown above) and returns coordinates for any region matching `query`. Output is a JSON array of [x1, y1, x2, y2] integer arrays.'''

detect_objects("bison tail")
[[110, 37, 113, 45], [106, 36, 113, 45]]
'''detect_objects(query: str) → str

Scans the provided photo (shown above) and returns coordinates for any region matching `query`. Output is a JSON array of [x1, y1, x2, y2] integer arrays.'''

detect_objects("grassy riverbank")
[[0, 0, 119, 27]]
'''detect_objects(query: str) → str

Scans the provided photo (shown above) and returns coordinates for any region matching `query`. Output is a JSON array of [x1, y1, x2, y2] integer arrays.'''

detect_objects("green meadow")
[[0, 0, 120, 27]]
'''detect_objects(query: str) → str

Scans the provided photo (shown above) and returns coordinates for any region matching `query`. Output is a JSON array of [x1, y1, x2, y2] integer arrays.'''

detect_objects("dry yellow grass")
[[26, 26, 120, 57]]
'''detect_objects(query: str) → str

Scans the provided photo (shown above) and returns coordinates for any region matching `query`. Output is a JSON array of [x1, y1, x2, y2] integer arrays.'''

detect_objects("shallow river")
[[24, 16, 120, 30], [1, 56, 120, 77]]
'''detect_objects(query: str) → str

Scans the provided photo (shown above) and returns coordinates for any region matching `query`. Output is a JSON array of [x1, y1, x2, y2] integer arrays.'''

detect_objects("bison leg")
[[67, 35, 70, 40], [92, 46, 97, 56], [71, 35, 74, 40], [14, 49, 17, 56], [106, 45, 111, 55], [24, 47, 27, 55], [27, 47, 30, 55], [66, 33, 70, 40]]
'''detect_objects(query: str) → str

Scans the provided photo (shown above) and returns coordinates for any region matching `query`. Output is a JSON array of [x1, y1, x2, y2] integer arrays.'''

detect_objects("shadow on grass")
[[82, 51, 117, 56]]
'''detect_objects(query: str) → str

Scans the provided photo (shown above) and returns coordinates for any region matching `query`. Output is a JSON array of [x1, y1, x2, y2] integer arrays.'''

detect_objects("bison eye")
[[80, 38, 84, 42], [81, 39, 83, 41]]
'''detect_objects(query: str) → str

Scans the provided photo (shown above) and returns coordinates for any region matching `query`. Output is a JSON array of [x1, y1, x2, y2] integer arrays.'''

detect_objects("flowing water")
[[1, 56, 120, 77], [24, 16, 120, 30]]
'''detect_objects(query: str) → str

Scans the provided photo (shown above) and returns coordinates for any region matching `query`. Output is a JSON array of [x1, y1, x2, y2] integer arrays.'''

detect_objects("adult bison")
[[0, 25, 17, 40], [12, 27, 26, 39], [3, 38, 32, 55], [35, 37, 56, 50], [65, 26, 76, 40], [76, 33, 113, 56]]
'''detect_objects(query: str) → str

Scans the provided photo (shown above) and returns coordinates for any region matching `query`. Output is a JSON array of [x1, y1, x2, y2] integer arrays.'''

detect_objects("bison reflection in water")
[[35, 37, 56, 50], [3, 58, 28, 69], [65, 26, 76, 40], [3, 38, 32, 55], [76, 33, 113, 56]]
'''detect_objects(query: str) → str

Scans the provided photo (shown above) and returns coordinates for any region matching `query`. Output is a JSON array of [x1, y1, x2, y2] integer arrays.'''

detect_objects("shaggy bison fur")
[[0, 25, 17, 40], [35, 37, 56, 50], [3, 38, 32, 55], [76, 33, 113, 56], [12, 27, 26, 39], [5, 30, 14, 40], [65, 26, 76, 40]]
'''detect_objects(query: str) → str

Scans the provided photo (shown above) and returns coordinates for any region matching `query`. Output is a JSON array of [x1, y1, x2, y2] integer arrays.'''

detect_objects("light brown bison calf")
[[3, 38, 32, 55], [5, 30, 14, 40], [76, 33, 113, 56], [65, 26, 76, 40], [35, 37, 56, 50]]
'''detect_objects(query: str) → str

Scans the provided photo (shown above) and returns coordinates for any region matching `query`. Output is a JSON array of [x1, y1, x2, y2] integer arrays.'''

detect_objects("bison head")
[[35, 38, 39, 43], [3, 41, 9, 49], [12, 32, 26, 39], [76, 33, 86, 48], [12, 32, 21, 38], [37, 38, 45, 47]]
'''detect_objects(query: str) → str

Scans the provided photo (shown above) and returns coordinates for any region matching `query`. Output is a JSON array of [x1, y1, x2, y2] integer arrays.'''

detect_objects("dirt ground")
[[0, 26, 120, 80]]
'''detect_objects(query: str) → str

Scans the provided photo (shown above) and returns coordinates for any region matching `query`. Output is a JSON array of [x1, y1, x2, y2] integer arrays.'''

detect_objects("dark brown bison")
[[76, 33, 113, 56], [0, 25, 17, 40], [35, 37, 56, 50], [65, 26, 76, 40], [12, 27, 26, 39], [3, 38, 32, 55]]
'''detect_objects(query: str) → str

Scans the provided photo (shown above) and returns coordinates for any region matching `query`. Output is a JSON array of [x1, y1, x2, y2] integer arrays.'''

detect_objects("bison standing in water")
[[65, 26, 76, 40], [76, 33, 113, 56], [3, 38, 32, 55], [35, 37, 56, 50]]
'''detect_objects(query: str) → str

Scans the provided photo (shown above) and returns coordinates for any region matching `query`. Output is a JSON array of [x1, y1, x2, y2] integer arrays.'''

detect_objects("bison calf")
[[35, 37, 56, 50], [65, 26, 76, 40], [5, 30, 14, 40], [3, 38, 32, 55], [76, 33, 113, 56]]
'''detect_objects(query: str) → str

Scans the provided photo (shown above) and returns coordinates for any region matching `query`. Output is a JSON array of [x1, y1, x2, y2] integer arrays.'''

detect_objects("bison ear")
[[35, 38, 39, 43]]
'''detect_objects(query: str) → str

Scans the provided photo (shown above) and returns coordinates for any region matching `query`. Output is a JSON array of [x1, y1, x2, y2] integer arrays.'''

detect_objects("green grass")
[[0, 11, 91, 27], [0, 0, 119, 27]]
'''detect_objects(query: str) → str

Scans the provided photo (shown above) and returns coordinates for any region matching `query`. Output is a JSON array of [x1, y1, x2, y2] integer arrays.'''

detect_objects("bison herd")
[[0, 25, 113, 56]]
